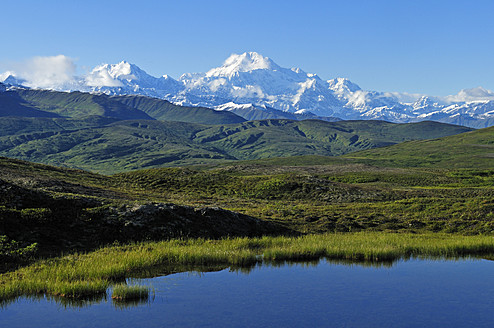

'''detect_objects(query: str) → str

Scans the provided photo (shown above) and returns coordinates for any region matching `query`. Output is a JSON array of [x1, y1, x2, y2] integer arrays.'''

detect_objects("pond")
[[1, 258, 493, 327]]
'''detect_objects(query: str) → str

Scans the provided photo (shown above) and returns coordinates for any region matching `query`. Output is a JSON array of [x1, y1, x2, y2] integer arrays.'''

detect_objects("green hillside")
[[0, 116, 119, 137], [344, 125, 494, 168], [0, 119, 472, 173], [0, 88, 245, 124], [13, 89, 153, 120], [0, 120, 217, 172], [0, 87, 482, 173]]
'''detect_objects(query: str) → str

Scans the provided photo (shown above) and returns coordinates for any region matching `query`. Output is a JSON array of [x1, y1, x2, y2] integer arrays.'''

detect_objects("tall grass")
[[1, 233, 494, 302], [111, 284, 149, 301]]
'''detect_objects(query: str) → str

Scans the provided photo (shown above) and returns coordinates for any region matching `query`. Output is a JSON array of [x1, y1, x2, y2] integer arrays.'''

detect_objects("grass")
[[1, 233, 494, 302], [111, 284, 150, 301], [1, 156, 494, 262], [112, 165, 494, 235], [344, 125, 494, 169]]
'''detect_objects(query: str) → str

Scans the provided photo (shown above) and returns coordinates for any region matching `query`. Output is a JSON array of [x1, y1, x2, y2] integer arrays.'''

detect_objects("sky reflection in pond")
[[1, 258, 493, 327]]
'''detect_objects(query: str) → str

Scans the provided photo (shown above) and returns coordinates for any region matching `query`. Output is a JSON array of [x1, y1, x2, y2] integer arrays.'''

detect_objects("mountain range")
[[2, 52, 494, 128]]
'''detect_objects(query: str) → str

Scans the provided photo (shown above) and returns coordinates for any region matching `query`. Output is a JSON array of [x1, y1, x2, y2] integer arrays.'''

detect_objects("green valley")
[[0, 122, 493, 270], [1, 86, 493, 303]]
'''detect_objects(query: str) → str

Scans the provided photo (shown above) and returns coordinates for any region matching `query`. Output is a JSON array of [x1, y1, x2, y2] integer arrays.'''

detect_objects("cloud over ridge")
[[7, 55, 77, 89]]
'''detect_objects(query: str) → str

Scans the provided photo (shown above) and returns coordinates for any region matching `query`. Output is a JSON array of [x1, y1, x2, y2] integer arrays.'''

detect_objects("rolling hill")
[[0, 86, 245, 124], [343, 125, 494, 168], [0, 118, 473, 173], [0, 84, 484, 173]]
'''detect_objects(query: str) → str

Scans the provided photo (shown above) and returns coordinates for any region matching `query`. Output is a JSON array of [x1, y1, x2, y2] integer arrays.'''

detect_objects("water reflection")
[[122, 256, 396, 280], [2, 257, 494, 328], [111, 294, 154, 310], [0, 287, 153, 311], [0, 293, 107, 310], [1, 255, 492, 311]]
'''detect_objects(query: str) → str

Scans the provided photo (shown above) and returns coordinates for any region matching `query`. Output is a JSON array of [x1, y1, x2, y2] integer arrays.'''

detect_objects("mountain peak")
[[327, 78, 361, 93], [108, 61, 143, 80], [0, 72, 27, 87], [0, 71, 12, 82], [86, 61, 153, 87], [206, 52, 280, 77]]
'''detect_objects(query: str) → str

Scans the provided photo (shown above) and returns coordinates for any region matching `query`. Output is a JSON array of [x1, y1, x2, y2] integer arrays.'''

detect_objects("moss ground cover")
[[2, 233, 494, 302]]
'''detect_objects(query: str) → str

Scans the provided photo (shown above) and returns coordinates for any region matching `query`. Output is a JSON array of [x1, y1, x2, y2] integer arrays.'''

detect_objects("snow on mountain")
[[0, 72, 28, 88], [215, 102, 262, 111], [419, 100, 494, 119], [327, 78, 362, 96], [174, 52, 343, 116], [326, 78, 411, 119], [85, 61, 185, 97], [342, 90, 407, 115], [409, 96, 444, 116], [0, 72, 13, 83], [1, 52, 494, 127], [205, 52, 280, 77]]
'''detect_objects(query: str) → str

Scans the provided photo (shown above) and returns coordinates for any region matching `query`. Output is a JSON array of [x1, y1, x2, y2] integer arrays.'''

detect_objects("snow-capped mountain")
[[0, 72, 27, 88], [2, 52, 494, 127], [174, 52, 343, 116], [327, 78, 411, 120], [84, 61, 185, 98]]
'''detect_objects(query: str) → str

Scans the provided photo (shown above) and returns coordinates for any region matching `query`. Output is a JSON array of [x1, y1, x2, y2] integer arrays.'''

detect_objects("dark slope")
[[219, 103, 341, 122], [12, 89, 153, 120], [192, 119, 472, 159], [0, 156, 286, 260], [0, 87, 245, 124], [111, 94, 246, 124], [0, 92, 61, 118]]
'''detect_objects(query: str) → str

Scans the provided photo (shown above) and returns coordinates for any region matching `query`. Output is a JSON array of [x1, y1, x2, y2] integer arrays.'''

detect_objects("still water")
[[1, 258, 493, 327]]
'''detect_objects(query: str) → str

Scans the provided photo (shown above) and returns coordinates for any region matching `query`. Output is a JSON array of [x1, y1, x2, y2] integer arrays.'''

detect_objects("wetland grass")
[[2, 232, 494, 302], [111, 284, 150, 301]]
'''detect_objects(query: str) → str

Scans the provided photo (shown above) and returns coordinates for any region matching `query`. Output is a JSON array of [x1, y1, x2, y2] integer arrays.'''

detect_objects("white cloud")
[[85, 64, 123, 87], [443, 86, 494, 103], [9, 55, 77, 89]]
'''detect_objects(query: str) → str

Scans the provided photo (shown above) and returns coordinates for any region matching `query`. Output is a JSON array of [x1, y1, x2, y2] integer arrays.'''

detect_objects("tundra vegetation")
[[2, 233, 494, 303], [0, 124, 493, 301]]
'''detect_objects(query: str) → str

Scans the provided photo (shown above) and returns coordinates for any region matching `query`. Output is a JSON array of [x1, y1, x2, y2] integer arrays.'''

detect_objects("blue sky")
[[1, 0, 493, 95]]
